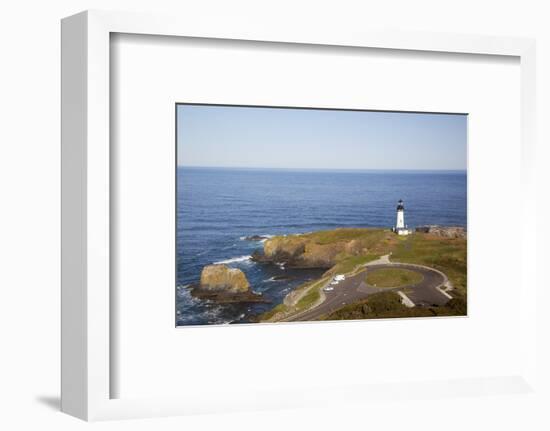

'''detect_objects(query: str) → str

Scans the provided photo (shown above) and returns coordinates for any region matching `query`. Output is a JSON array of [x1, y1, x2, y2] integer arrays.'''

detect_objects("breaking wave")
[[213, 255, 252, 265], [264, 276, 280, 283], [239, 234, 275, 242]]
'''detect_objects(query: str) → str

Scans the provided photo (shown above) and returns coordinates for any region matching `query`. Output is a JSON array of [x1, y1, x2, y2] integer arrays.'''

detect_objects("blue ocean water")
[[176, 167, 467, 326]]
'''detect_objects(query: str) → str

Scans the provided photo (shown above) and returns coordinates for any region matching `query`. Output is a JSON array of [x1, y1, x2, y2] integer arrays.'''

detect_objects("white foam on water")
[[176, 285, 200, 304], [176, 286, 226, 325], [203, 306, 227, 324], [239, 234, 275, 242], [263, 276, 285, 283], [213, 255, 252, 265]]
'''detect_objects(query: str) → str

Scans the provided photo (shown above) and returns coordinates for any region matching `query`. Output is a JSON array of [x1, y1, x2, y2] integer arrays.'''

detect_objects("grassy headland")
[[255, 227, 467, 322], [391, 232, 467, 297], [366, 268, 424, 288]]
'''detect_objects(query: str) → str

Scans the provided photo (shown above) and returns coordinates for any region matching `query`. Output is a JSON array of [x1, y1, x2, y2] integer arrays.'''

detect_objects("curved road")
[[288, 263, 450, 322]]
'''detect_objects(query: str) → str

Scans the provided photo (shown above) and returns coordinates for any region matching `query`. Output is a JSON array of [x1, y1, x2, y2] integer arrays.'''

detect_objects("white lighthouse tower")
[[393, 199, 411, 235]]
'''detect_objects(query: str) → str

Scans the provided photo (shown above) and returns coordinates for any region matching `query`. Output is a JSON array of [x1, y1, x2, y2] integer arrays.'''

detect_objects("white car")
[[323, 286, 335, 292], [330, 281, 339, 286], [334, 274, 346, 281]]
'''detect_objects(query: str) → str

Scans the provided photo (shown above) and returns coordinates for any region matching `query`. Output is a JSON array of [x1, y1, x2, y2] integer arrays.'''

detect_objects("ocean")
[[176, 167, 467, 326]]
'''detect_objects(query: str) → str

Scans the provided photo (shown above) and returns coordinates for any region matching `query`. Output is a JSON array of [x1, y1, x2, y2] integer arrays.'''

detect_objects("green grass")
[[296, 287, 321, 309], [321, 291, 467, 321], [258, 277, 328, 321], [304, 228, 386, 245], [258, 303, 288, 321], [366, 268, 423, 288], [390, 233, 467, 295], [294, 277, 329, 310], [328, 254, 379, 275]]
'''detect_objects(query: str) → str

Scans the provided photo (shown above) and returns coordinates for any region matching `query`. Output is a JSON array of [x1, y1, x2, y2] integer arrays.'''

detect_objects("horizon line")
[[176, 165, 467, 172]]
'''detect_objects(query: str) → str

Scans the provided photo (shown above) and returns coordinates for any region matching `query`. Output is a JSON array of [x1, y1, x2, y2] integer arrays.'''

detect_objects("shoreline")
[[177, 225, 467, 325]]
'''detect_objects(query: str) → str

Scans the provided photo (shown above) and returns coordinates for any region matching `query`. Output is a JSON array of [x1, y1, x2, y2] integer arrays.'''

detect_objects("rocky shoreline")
[[189, 284, 269, 303], [415, 225, 466, 238], [250, 229, 376, 271], [190, 225, 466, 308]]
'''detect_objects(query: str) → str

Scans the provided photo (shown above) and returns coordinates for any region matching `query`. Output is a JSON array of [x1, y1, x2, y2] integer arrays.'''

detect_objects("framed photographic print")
[[61, 10, 538, 421]]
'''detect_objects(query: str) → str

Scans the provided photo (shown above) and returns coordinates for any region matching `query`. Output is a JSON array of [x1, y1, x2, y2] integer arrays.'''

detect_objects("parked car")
[[323, 286, 335, 292]]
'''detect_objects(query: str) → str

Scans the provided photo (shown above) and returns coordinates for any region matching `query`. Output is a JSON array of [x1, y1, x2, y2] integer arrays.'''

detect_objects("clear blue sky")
[[177, 104, 467, 170]]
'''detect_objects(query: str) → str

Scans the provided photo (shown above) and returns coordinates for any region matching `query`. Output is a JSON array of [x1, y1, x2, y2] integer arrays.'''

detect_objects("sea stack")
[[200, 264, 250, 292], [191, 264, 267, 303]]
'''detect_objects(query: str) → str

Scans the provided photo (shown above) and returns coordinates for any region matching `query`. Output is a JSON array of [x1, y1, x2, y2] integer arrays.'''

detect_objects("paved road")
[[287, 263, 450, 322]]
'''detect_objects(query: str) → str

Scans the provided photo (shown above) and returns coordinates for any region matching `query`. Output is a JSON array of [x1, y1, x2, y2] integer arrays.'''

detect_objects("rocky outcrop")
[[415, 225, 466, 239], [253, 235, 346, 269], [191, 264, 267, 303], [299, 242, 344, 268], [344, 239, 366, 256], [263, 236, 307, 261], [200, 264, 250, 292]]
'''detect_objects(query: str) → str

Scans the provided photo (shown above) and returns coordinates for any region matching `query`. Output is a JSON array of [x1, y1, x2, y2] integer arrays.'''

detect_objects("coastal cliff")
[[255, 236, 342, 268], [252, 228, 389, 272]]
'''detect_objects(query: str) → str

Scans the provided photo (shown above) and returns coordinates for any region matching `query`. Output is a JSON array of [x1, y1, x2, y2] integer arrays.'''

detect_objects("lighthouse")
[[393, 199, 411, 235]]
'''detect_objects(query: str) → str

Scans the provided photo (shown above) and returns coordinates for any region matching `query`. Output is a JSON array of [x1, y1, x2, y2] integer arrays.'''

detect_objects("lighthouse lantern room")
[[393, 199, 411, 235]]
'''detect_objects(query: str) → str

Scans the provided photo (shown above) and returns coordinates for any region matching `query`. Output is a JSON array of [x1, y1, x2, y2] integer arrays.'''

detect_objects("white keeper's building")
[[392, 199, 411, 235]]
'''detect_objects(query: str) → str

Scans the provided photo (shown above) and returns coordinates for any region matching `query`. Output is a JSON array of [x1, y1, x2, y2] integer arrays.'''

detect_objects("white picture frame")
[[61, 9, 537, 421]]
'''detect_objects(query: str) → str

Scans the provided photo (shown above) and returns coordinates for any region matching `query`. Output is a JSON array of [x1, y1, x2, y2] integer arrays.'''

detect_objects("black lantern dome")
[[396, 199, 404, 211]]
